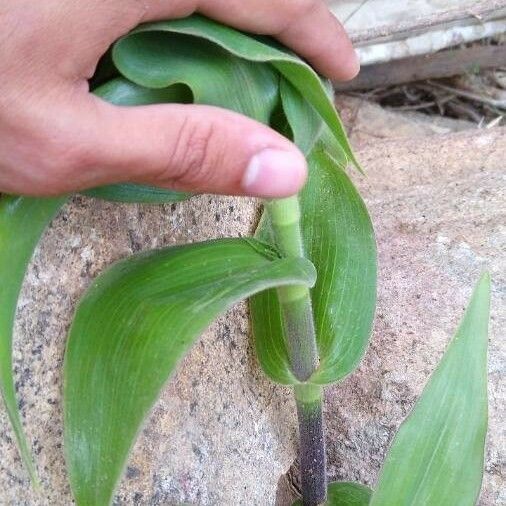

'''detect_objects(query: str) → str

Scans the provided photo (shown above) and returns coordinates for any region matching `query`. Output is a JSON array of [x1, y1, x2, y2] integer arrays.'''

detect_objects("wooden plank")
[[334, 43, 506, 91], [347, 1, 506, 46]]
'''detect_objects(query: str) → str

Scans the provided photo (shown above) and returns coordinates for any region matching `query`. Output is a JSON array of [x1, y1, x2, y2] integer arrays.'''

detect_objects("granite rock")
[[322, 126, 505, 506], [0, 195, 298, 505]]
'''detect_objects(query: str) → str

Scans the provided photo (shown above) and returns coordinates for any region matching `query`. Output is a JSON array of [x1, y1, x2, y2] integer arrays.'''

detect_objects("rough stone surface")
[[0, 107, 504, 505], [276, 125, 505, 506], [321, 127, 505, 506], [334, 95, 474, 148], [0, 196, 298, 505]]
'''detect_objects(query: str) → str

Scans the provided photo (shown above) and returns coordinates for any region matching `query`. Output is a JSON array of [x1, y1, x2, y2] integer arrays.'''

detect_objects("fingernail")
[[338, 48, 361, 82], [352, 48, 361, 74], [242, 148, 307, 197]]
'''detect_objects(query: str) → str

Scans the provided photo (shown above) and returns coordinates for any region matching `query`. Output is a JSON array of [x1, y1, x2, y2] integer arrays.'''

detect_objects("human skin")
[[0, 0, 359, 198]]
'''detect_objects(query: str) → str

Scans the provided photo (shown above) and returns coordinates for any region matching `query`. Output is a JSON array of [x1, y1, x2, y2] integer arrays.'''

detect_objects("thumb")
[[81, 97, 308, 198]]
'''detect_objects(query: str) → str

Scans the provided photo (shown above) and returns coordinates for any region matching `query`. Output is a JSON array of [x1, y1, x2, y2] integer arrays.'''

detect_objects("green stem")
[[264, 197, 318, 381], [264, 196, 327, 505]]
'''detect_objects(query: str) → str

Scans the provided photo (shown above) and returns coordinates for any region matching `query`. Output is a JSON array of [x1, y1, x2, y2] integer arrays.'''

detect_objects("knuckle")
[[298, 0, 320, 15], [285, 0, 320, 25], [165, 118, 221, 188]]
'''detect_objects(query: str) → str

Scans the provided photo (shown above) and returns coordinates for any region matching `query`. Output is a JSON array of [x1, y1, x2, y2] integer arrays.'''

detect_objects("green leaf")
[[113, 14, 356, 166], [279, 77, 323, 156], [112, 30, 280, 123], [370, 274, 491, 506], [293, 481, 372, 505], [94, 77, 193, 106], [83, 182, 190, 204], [251, 147, 376, 385], [64, 238, 316, 505], [0, 195, 67, 482]]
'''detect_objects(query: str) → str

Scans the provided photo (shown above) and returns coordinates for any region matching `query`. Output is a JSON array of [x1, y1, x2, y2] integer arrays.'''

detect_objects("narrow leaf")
[[279, 77, 323, 156], [251, 147, 376, 385], [64, 238, 316, 505], [83, 182, 190, 204], [293, 482, 372, 505], [0, 195, 67, 481], [370, 274, 491, 506]]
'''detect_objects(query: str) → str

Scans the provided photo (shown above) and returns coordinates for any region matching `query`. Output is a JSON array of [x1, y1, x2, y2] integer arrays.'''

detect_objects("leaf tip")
[[478, 271, 491, 289], [471, 271, 492, 314]]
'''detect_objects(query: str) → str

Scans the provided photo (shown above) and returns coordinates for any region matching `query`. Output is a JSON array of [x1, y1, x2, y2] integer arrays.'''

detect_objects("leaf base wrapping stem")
[[277, 288, 319, 381], [264, 197, 319, 381]]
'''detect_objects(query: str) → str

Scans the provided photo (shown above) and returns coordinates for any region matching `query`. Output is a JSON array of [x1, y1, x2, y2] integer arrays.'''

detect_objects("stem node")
[[264, 196, 327, 505]]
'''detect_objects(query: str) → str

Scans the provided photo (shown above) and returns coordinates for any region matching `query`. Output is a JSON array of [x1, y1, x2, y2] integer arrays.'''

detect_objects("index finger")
[[143, 0, 359, 81]]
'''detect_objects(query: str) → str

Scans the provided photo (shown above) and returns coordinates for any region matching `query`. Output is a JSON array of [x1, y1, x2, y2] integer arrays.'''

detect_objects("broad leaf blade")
[[113, 14, 356, 166], [64, 238, 316, 505], [112, 31, 279, 123], [251, 147, 376, 385], [370, 274, 491, 506], [294, 481, 372, 505], [0, 195, 67, 481]]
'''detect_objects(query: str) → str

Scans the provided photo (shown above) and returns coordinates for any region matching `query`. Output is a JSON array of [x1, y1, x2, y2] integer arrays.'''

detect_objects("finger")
[[60, 96, 307, 198], [142, 0, 359, 81]]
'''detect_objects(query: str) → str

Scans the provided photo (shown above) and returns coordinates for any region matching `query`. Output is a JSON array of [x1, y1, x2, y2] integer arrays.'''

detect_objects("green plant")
[[0, 15, 491, 506]]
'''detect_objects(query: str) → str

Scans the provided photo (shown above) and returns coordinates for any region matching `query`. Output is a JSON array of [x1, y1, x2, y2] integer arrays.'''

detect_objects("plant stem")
[[264, 197, 318, 381], [295, 384, 326, 506], [264, 196, 327, 506]]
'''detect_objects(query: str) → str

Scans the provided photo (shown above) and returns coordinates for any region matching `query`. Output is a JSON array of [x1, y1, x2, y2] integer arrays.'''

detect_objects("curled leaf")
[[113, 14, 355, 165], [64, 238, 316, 505]]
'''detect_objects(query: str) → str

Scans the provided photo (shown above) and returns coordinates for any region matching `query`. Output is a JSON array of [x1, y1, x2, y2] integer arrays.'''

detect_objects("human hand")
[[0, 0, 359, 197]]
